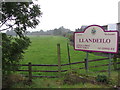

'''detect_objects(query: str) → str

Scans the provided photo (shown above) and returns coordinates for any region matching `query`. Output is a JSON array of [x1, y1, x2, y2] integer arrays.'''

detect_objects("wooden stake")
[[28, 62, 32, 82], [57, 44, 61, 77], [67, 43, 71, 70]]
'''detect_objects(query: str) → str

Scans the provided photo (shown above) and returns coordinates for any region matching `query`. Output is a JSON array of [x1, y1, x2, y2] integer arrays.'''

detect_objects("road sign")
[[74, 25, 119, 53]]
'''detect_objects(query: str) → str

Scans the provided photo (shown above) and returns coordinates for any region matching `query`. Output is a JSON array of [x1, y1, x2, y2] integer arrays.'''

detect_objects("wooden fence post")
[[67, 43, 71, 70], [28, 62, 32, 82], [57, 44, 61, 77]]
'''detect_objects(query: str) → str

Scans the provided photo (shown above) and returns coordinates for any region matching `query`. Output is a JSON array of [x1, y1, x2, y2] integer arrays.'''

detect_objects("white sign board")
[[74, 25, 119, 53]]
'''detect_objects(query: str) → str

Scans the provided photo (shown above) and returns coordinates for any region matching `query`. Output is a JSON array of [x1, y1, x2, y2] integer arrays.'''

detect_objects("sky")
[[29, 0, 120, 31]]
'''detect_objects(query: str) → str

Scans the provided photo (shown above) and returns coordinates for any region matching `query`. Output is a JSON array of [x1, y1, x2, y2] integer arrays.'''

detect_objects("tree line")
[[6, 26, 73, 36]]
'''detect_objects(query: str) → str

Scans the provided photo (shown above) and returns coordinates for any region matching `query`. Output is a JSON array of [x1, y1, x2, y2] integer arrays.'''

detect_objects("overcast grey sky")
[[29, 0, 119, 31]]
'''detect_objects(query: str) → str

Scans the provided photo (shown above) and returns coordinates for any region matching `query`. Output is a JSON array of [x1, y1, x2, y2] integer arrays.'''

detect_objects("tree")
[[2, 33, 30, 75], [53, 26, 70, 36], [53, 28, 62, 35], [1, 1, 42, 37], [1, 1, 42, 76]]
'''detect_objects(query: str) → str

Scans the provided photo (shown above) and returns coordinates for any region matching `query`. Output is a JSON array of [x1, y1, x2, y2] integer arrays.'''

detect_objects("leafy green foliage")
[[96, 75, 108, 83], [2, 33, 30, 75], [1, 1, 42, 76], [1, 2, 42, 37]]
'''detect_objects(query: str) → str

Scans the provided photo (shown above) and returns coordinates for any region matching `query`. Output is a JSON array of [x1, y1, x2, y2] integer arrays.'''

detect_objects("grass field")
[[14, 35, 119, 88], [19, 36, 111, 75]]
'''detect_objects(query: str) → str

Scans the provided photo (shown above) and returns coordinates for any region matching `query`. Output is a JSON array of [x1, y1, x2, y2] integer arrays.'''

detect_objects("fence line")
[[32, 76, 58, 78], [15, 58, 109, 67], [15, 59, 120, 72], [14, 58, 120, 82]]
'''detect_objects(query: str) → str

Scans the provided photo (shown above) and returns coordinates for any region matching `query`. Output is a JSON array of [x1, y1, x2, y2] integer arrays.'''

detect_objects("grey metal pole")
[[108, 53, 112, 77], [85, 52, 89, 73], [118, 50, 120, 87]]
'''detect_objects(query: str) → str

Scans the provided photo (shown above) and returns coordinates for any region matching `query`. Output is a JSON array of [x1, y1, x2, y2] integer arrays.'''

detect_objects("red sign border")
[[74, 25, 119, 54]]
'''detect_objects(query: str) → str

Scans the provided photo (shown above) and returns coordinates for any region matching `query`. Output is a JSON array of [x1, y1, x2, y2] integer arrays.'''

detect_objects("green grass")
[[12, 78, 111, 88], [14, 35, 119, 88], [19, 36, 115, 75]]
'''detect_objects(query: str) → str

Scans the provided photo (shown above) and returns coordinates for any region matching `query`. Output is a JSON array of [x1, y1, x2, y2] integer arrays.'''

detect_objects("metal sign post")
[[117, 43, 120, 87], [85, 52, 89, 73], [108, 53, 112, 77], [118, 58, 120, 87]]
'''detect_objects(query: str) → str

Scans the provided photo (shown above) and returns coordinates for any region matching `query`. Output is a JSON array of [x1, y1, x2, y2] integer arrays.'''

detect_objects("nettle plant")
[[96, 75, 109, 84]]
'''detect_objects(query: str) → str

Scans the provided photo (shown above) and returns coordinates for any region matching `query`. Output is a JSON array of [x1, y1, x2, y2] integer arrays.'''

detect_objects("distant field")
[[20, 35, 112, 76]]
